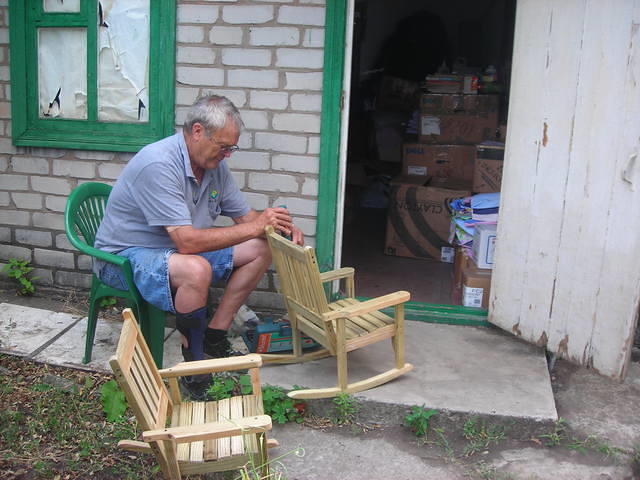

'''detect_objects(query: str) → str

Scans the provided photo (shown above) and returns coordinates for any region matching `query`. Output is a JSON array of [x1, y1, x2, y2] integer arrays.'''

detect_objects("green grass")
[[462, 417, 506, 457], [0, 354, 161, 479]]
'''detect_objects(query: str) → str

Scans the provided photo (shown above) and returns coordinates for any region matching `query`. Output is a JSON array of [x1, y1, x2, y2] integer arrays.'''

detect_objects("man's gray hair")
[[184, 95, 244, 136]]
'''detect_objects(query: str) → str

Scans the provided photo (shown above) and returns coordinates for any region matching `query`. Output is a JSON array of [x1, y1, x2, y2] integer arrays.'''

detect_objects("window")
[[9, 0, 176, 152]]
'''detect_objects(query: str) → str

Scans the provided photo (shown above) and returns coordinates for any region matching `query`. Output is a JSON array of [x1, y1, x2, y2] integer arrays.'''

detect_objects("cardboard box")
[[385, 179, 471, 260], [419, 94, 499, 144], [473, 142, 504, 193], [472, 223, 497, 269], [462, 264, 492, 309], [402, 143, 476, 184], [452, 246, 473, 289]]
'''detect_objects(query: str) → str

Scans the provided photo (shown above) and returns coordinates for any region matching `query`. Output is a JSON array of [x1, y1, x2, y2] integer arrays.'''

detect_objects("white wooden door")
[[490, 0, 640, 379]]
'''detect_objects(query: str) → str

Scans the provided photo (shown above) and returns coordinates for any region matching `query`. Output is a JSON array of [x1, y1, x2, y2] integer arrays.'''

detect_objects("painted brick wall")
[[0, 0, 327, 310]]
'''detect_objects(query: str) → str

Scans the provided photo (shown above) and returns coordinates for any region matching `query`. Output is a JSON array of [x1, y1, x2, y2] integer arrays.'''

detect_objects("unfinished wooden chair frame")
[[263, 226, 413, 399], [109, 308, 276, 480]]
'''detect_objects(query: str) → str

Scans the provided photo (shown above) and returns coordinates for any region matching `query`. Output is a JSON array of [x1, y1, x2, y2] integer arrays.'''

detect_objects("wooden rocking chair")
[[263, 226, 413, 399], [109, 308, 275, 480]]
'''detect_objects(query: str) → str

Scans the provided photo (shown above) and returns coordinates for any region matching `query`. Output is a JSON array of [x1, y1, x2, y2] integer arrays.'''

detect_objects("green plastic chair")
[[64, 182, 166, 367]]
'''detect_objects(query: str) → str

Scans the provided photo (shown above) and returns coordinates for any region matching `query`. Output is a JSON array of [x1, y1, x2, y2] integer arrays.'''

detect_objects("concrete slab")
[[269, 423, 468, 480], [554, 360, 640, 450], [0, 302, 82, 357], [37, 317, 186, 371], [260, 322, 558, 421], [489, 447, 634, 479], [0, 303, 185, 371], [0, 302, 558, 422]]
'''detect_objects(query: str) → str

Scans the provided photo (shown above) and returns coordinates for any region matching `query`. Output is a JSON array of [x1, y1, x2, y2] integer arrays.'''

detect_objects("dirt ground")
[[1, 284, 639, 480]]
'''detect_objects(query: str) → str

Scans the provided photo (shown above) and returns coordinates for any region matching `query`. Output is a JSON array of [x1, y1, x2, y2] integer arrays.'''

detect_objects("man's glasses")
[[219, 144, 239, 154], [209, 136, 239, 154]]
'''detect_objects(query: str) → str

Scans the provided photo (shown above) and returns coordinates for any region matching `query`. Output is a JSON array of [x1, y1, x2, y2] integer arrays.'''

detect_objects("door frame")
[[316, 0, 489, 326]]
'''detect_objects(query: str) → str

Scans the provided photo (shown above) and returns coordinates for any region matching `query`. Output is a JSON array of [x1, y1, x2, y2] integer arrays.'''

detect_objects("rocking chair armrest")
[[142, 415, 272, 444], [319, 267, 355, 283], [324, 291, 410, 321], [159, 354, 263, 378]]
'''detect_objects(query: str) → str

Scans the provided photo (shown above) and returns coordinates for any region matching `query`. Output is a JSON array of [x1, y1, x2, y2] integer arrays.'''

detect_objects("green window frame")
[[9, 0, 176, 152]]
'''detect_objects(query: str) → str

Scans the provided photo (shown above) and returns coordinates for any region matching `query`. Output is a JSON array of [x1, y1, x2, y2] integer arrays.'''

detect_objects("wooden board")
[[490, 0, 640, 379]]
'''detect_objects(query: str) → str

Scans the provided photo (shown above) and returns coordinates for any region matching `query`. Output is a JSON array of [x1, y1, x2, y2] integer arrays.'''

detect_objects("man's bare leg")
[[208, 237, 271, 330]]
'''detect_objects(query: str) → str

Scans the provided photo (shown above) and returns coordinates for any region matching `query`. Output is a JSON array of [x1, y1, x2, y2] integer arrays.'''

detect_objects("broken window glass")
[[98, 0, 150, 123], [38, 28, 87, 119], [43, 0, 81, 13]]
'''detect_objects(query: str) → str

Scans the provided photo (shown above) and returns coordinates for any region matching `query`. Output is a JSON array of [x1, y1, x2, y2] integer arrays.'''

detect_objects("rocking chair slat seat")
[[263, 226, 414, 400], [110, 308, 274, 479]]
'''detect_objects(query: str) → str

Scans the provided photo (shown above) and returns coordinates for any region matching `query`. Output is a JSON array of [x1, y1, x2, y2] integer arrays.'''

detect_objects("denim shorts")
[[96, 246, 234, 314]]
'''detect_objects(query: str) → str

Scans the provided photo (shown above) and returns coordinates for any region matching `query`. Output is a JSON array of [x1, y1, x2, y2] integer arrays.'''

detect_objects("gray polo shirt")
[[94, 132, 250, 253]]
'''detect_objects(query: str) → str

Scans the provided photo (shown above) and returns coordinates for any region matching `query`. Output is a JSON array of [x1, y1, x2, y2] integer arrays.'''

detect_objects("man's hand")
[[237, 207, 304, 246]]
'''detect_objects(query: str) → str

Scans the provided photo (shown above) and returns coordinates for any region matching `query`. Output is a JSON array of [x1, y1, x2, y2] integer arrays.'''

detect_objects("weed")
[[462, 417, 506, 456], [538, 417, 567, 447], [567, 435, 627, 459], [431, 426, 455, 457], [2, 258, 39, 295], [262, 385, 306, 424], [207, 373, 255, 401], [100, 379, 128, 421], [99, 296, 117, 308], [208, 375, 238, 400], [567, 435, 596, 454], [595, 441, 627, 459], [404, 405, 438, 437], [332, 393, 359, 425]]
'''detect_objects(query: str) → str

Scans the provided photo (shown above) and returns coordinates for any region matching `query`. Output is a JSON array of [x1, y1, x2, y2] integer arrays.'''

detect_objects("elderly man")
[[94, 95, 303, 397]]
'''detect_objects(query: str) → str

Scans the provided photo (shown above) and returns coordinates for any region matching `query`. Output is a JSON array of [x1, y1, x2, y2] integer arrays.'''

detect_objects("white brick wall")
[[1, 0, 328, 303], [228, 69, 279, 88], [276, 48, 323, 69], [248, 172, 298, 192], [254, 132, 307, 154], [290, 93, 321, 111], [249, 27, 299, 46], [209, 26, 243, 45], [178, 4, 219, 24], [222, 6, 274, 24], [12, 193, 42, 210], [284, 72, 323, 90], [231, 151, 270, 170], [177, 46, 216, 65], [272, 154, 319, 174], [222, 48, 272, 67], [272, 113, 320, 133], [250, 90, 288, 110], [238, 109, 269, 130]]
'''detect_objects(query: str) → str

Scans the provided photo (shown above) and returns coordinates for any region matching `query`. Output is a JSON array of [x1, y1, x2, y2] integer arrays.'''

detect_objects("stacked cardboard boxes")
[[385, 92, 500, 262], [450, 218, 498, 309]]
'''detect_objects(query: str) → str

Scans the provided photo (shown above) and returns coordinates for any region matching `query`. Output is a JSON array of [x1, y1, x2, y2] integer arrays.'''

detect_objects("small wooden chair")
[[263, 226, 413, 399], [109, 308, 275, 480]]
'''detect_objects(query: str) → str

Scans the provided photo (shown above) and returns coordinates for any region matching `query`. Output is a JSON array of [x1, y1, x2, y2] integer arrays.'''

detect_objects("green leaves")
[[100, 380, 128, 422], [262, 385, 306, 424], [404, 405, 438, 437], [332, 393, 359, 425], [206, 373, 254, 401], [2, 258, 39, 296]]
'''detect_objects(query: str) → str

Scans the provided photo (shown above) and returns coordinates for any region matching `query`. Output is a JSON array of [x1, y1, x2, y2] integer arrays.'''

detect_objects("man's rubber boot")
[[175, 306, 210, 400]]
